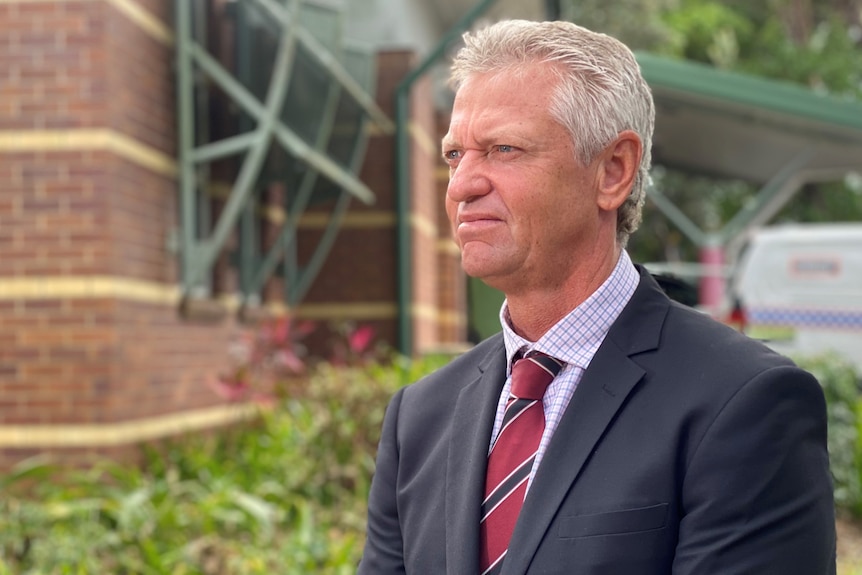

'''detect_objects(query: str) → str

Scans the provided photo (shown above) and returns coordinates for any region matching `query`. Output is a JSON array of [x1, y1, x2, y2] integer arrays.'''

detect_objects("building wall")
[[409, 71, 444, 352], [344, 0, 441, 55], [0, 1, 468, 469], [435, 110, 469, 346], [299, 50, 467, 354], [0, 0, 242, 470]]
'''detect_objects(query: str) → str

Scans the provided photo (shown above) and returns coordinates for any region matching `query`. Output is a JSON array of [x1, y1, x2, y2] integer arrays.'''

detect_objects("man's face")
[[442, 65, 603, 295]]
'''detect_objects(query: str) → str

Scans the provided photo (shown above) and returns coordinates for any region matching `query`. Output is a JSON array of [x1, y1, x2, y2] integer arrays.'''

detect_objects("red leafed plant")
[[211, 316, 316, 406], [328, 322, 383, 367], [211, 318, 383, 405]]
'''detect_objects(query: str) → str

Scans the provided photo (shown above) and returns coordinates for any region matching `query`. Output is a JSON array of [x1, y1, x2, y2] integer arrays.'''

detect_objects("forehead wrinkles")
[[455, 67, 557, 117], [459, 63, 561, 95], [450, 70, 564, 150]]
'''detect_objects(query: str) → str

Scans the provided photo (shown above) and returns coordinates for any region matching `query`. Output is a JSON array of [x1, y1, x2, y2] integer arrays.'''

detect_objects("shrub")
[[795, 354, 862, 515], [0, 351, 453, 574], [4, 342, 862, 571]]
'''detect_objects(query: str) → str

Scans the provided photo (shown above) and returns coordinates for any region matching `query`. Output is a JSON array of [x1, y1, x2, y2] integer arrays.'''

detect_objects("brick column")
[[297, 50, 460, 355], [0, 7, 472, 469], [0, 0, 244, 469], [435, 111, 469, 347]]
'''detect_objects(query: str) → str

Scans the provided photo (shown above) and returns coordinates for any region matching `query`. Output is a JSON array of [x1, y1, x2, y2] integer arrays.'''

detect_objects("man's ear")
[[596, 130, 642, 212]]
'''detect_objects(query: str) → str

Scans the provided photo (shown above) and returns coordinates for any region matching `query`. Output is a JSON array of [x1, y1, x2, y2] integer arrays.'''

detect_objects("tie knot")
[[510, 352, 563, 400]]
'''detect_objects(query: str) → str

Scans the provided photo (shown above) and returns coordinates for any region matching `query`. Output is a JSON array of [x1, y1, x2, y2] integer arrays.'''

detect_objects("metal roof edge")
[[635, 52, 862, 133]]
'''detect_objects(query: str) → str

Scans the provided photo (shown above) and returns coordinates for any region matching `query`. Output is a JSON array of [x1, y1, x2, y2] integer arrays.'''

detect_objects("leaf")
[[231, 490, 277, 533], [0, 455, 55, 492]]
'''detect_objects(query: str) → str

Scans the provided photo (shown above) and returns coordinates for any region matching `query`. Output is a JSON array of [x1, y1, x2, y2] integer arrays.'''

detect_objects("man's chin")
[[460, 259, 493, 281], [459, 245, 519, 282], [461, 264, 509, 292]]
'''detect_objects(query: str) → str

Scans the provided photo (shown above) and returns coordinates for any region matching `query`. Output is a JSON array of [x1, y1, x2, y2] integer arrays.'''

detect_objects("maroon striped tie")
[[479, 352, 563, 574]]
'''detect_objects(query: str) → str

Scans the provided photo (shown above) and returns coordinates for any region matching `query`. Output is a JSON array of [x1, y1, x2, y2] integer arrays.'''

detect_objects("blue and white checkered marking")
[[749, 307, 862, 330]]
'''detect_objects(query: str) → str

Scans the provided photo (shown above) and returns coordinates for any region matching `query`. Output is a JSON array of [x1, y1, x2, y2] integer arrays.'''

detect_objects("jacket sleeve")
[[672, 365, 836, 574], [358, 387, 407, 575]]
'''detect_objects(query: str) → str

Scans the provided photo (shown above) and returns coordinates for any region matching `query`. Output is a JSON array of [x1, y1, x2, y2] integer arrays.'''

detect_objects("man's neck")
[[505, 246, 622, 342]]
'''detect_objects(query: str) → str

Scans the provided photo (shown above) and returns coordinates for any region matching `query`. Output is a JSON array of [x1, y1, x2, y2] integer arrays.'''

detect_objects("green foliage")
[[560, 0, 862, 264], [773, 181, 862, 226], [0, 352, 451, 575], [4, 338, 862, 570], [656, 0, 862, 98], [795, 354, 862, 515], [559, 0, 679, 51], [661, 0, 753, 67], [635, 166, 758, 262]]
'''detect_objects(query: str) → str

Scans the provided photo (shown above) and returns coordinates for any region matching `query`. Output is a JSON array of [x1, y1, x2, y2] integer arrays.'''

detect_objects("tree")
[[663, 0, 862, 98], [560, 0, 862, 264], [559, 0, 679, 51]]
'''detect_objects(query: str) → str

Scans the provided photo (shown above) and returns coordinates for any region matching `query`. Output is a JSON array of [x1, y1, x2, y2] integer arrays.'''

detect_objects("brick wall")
[[0, 0, 241, 470], [435, 111, 469, 345], [0, 2, 469, 470], [300, 49, 467, 355]]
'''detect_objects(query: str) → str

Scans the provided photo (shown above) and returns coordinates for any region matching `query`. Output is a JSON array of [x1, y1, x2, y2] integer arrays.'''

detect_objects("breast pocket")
[[558, 502, 669, 538]]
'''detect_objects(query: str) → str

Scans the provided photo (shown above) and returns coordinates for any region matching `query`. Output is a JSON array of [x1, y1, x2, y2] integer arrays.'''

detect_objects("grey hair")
[[450, 20, 655, 246]]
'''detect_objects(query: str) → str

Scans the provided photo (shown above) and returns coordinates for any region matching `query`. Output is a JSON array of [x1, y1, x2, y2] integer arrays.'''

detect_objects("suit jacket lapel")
[[501, 268, 670, 575], [446, 338, 507, 574]]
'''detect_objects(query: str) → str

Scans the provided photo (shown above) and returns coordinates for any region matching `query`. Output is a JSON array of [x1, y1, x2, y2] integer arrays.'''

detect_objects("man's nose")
[[446, 151, 491, 203]]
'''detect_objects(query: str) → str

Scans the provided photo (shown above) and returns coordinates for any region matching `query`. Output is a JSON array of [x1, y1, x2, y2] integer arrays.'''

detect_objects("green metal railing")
[[175, 0, 393, 309]]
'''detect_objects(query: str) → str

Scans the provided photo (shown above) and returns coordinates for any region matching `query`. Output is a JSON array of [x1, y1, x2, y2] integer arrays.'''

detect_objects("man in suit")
[[359, 20, 835, 574]]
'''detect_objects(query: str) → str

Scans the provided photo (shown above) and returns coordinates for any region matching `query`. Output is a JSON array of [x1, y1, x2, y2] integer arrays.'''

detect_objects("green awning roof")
[[636, 53, 862, 183]]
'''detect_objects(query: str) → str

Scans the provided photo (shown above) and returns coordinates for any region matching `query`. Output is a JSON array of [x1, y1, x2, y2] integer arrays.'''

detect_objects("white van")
[[732, 223, 862, 370]]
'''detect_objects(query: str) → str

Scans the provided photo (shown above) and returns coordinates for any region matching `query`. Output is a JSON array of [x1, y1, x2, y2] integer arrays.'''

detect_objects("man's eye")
[[443, 150, 461, 161], [497, 145, 514, 153]]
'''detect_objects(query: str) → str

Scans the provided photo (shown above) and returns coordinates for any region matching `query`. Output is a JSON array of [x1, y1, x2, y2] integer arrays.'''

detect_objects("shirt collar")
[[500, 250, 640, 373]]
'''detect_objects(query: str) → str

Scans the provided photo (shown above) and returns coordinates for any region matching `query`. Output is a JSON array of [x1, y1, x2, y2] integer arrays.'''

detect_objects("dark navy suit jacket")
[[359, 268, 836, 574]]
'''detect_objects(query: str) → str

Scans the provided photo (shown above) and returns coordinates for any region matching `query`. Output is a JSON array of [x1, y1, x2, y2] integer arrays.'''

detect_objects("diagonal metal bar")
[[189, 43, 376, 205], [745, 167, 852, 230], [291, 188, 353, 306], [724, 165, 853, 265], [253, 0, 394, 134], [177, 0, 383, 300], [272, 117, 374, 203], [191, 132, 260, 164], [646, 183, 708, 247], [184, 0, 302, 289], [292, 100, 374, 305], [250, 76, 343, 296], [295, 26, 393, 133], [720, 148, 815, 243]]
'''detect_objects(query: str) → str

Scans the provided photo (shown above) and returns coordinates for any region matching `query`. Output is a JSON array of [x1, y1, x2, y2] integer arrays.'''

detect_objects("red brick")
[[0, 17, 470, 468]]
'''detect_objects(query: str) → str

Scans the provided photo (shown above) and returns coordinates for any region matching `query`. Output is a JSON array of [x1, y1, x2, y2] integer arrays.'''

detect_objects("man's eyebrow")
[[440, 135, 458, 150]]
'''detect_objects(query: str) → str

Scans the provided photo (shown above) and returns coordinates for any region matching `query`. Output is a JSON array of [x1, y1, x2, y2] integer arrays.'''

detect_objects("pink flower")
[[209, 375, 252, 402], [273, 349, 305, 374], [269, 318, 292, 346], [348, 325, 375, 355]]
